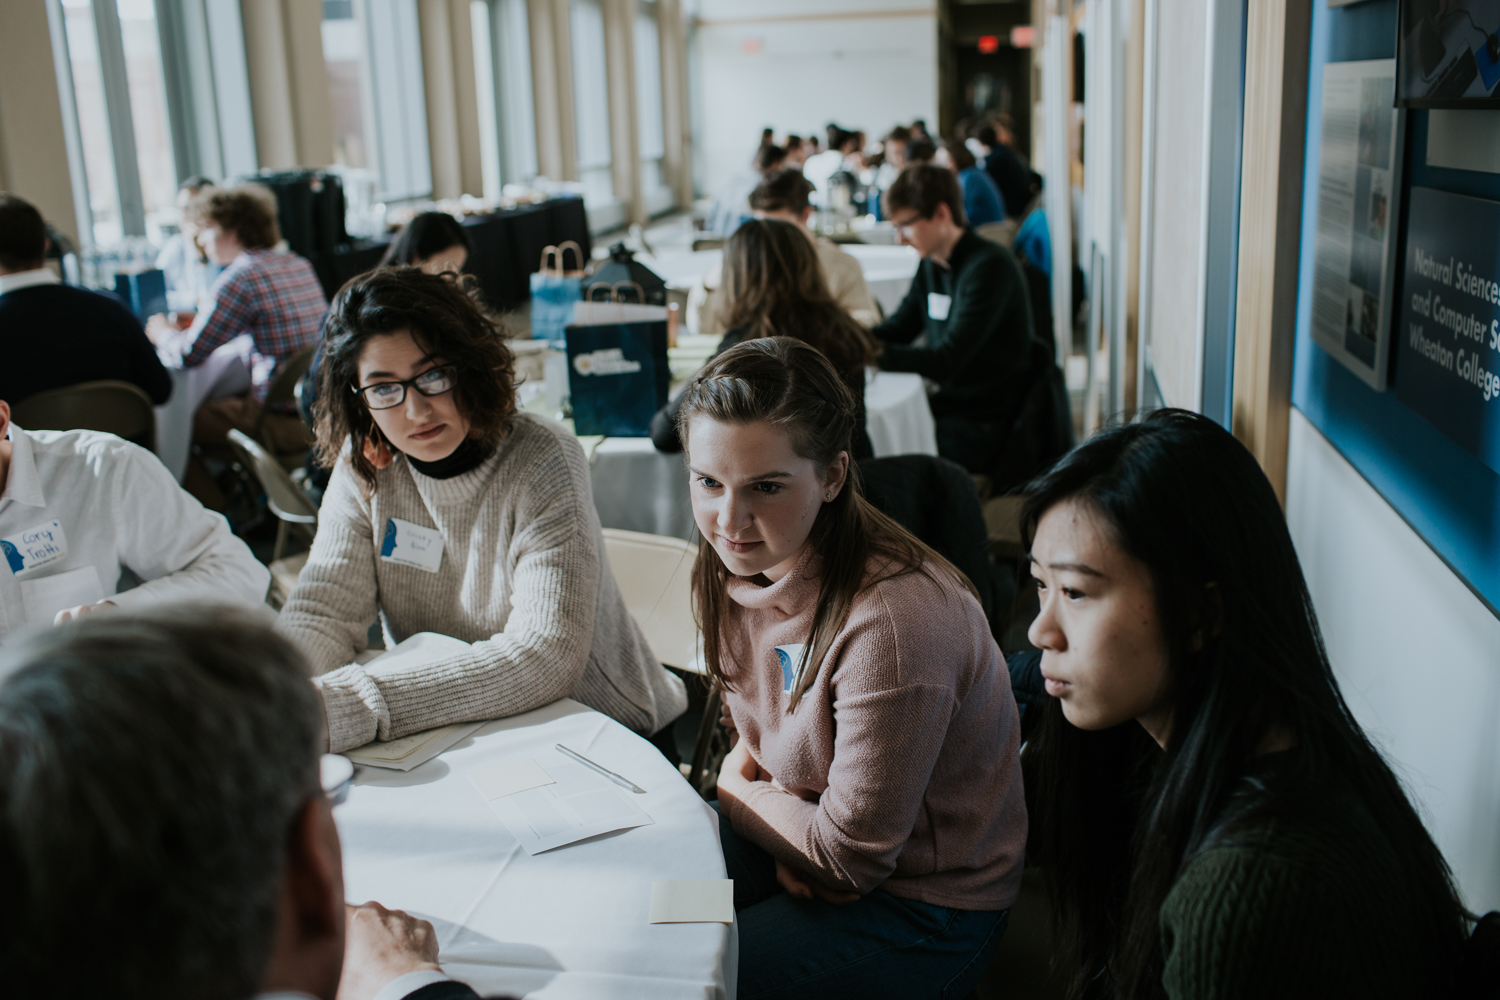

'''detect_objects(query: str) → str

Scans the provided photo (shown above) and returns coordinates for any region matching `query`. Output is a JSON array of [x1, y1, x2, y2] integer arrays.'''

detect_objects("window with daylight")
[[634, 1, 673, 217], [472, 0, 538, 198], [570, 0, 616, 212]]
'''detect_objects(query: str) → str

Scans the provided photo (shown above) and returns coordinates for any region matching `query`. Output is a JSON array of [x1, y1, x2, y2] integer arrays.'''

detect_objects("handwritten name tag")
[[927, 292, 952, 321], [379, 517, 444, 573], [1, 520, 68, 575], [775, 644, 808, 695]]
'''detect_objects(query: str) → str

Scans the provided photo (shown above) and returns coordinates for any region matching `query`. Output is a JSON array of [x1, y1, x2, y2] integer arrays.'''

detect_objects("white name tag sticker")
[[927, 292, 952, 321], [21, 565, 104, 626], [379, 517, 444, 573], [775, 643, 808, 695], [2, 520, 68, 575]]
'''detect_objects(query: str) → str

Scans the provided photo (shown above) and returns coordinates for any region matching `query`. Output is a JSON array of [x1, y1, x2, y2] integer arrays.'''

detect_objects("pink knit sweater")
[[718, 547, 1027, 911]]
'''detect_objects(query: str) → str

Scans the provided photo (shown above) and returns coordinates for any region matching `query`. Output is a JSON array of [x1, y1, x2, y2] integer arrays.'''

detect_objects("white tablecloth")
[[864, 370, 939, 458], [338, 698, 736, 1000], [586, 372, 937, 542], [153, 335, 253, 481], [837, 244, 921, 319]]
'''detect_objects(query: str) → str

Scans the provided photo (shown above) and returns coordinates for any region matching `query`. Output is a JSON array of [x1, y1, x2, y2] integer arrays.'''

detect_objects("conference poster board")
[[1393, 185, 1500, 475], [1309, 59, 1404, 390]]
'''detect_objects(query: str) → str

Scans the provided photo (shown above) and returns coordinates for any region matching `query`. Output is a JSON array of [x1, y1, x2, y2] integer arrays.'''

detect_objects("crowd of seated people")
[[0, 119, 1483, 1000]]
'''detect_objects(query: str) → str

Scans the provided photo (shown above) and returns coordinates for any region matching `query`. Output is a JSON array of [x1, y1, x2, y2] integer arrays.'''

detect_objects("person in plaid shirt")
[[148, 185, 327, 507]]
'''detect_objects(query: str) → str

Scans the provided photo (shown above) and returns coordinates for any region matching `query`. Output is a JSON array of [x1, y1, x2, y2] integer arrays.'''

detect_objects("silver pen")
[[556, 743, 646, 793]]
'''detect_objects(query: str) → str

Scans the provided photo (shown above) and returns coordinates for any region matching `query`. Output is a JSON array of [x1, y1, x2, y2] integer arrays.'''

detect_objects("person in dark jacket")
[[872, 165, 1041, 474], [0, 194, 171, 407], [975, 124, 1038, 220]]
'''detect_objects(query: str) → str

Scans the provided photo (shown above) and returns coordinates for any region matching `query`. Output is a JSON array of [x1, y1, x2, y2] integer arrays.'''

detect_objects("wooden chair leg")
[[273, 519, 288, 564]]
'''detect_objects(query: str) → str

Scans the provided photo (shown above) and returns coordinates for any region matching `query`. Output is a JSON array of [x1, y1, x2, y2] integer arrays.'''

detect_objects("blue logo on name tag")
[[776, 647, 795, 692], [380, 519, 399, 558], [1, 541, 23, 574]]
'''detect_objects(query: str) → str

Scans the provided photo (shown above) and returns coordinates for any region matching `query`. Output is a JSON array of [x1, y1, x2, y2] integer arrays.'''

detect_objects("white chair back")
[[601, 528, 702, 674]]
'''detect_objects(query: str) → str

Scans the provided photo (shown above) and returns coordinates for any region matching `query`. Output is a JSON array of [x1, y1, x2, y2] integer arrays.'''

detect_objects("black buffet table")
[[313, 197, 592, 309]]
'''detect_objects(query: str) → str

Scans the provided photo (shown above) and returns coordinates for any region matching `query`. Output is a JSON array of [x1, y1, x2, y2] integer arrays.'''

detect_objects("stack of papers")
[[345, 721, 485, 771], [468, 756, 653, 854]]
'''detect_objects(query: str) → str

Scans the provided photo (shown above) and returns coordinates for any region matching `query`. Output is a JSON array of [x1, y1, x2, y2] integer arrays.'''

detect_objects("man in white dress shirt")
[[0, 398, 269, 632]]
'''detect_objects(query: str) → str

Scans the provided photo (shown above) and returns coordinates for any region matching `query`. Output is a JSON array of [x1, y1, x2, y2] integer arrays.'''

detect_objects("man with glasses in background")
[[0, 606, 507, 1000], [872, 164, 1045, 478]]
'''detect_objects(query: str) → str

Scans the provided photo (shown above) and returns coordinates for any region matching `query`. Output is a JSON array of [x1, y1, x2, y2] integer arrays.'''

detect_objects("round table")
[[337, 698, 737, 1000], [152, 336, 253, 481]]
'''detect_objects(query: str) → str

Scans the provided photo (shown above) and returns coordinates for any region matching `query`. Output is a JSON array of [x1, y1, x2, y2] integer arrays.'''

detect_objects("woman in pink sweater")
[[677, 337, 1028, 998]]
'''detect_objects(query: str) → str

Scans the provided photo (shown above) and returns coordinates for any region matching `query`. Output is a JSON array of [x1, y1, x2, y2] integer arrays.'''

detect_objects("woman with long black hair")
[[1022, 409, 1468, 999]]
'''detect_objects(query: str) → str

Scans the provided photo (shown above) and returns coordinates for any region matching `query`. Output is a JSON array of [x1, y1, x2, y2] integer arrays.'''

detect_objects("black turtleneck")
[[406, 437, 492, 479]]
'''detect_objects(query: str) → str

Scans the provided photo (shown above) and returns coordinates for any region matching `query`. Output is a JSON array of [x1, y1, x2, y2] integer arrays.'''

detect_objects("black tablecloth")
[[313, 197, 592, 309]]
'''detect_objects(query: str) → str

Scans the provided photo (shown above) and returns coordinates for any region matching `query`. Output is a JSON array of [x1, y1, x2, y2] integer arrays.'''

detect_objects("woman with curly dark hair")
[[276, 268, 686, 753]]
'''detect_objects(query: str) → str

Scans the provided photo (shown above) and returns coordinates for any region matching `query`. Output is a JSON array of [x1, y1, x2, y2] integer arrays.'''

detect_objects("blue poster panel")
[[1394, 186, 1500, 473]]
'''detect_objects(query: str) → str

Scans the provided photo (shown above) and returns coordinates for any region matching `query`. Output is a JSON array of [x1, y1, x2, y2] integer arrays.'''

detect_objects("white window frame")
[[472, 0, 539, 198], [49, 0, 257, 248], [634, 2, 673, 218], [570, 0, 624, 231], [359, 0, 433, 203]]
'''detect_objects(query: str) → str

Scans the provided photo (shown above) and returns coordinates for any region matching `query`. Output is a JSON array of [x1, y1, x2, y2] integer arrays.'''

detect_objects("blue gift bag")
[[565, 316, 670, 437], [528, 242, 585, 341], [113, 268, 169, 321]]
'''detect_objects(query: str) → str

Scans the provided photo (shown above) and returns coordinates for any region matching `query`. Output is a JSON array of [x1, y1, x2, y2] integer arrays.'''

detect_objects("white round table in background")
[[863, 370, 939, 459], [837, 244, 921, 320], [337, 698, 736, 1000], [152, 335, 253, 481]]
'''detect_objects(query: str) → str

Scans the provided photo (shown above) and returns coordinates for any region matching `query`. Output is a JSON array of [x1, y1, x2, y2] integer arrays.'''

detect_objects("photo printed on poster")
[[1394, 186, 1500, 473], [1310, 59, 1404, 390]]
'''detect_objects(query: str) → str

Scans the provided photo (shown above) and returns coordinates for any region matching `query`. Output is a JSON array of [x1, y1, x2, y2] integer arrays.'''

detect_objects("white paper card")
[[927, 292, 952, 321], [379, 517, 444, 572], [20, 565, 104, 626], [649, 880, 735, 924], [468, 758, 556, 800], [482, 757, 653, 854], [345, 721, 485, 771], [2, 520, 68, 574]]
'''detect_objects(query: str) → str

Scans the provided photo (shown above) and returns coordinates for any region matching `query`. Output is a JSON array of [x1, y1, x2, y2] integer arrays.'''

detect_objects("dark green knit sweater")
[[1156, 782, 1450, 999]]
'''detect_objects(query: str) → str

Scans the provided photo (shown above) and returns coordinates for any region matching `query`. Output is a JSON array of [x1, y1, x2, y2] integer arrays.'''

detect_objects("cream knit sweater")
[[277, 413, 687, 752]]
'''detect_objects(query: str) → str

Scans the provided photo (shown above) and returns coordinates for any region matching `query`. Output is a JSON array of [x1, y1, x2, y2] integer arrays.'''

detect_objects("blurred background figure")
[[654, 218, 877, 459], [941, 139, 1006, 229], [156, 176, 219, 314], [689, 168, 879, 336], [708, 142, 791, 236], [378, 212, 473, 274], [973, 121, 1038, 222]]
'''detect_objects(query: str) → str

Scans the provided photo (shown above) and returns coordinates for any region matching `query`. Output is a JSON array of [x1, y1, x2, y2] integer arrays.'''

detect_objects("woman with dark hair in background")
[[682, 337, 1026, 998], [277, 268, 686, 756], [378, 211, 473, 274], [1022, 408, 1469, 999], [650, 218, 878, 458]]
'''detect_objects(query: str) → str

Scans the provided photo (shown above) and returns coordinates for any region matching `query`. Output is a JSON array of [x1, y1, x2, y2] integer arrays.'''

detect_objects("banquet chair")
[[600, 528, 727, 795], [10, 380, 156, 452], [227, 429, 318, 605], [255, 344, 318, 469]]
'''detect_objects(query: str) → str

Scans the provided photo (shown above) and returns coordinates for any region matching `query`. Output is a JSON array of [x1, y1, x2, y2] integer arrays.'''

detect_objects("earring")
[[824, 492, 833, 501]]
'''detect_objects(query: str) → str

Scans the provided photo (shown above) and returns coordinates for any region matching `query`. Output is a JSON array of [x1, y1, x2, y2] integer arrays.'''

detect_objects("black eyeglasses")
[[353, 365, 458, 410]]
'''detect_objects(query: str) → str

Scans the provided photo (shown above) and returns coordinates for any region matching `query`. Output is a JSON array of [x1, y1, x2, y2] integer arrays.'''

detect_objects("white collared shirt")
[[0, 425, 270, 634], [0, 267, 59, 296]]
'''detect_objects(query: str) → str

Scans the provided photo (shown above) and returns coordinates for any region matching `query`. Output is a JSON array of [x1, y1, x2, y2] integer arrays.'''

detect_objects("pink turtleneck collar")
[[723, 545, 822, 619]]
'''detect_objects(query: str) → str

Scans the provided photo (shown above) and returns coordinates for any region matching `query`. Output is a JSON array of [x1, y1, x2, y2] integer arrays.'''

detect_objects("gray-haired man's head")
[[0, 606, 325, 998]]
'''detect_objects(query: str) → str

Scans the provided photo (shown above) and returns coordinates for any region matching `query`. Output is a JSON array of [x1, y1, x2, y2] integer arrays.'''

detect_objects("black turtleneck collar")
[[406, 437, 492, 479]]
